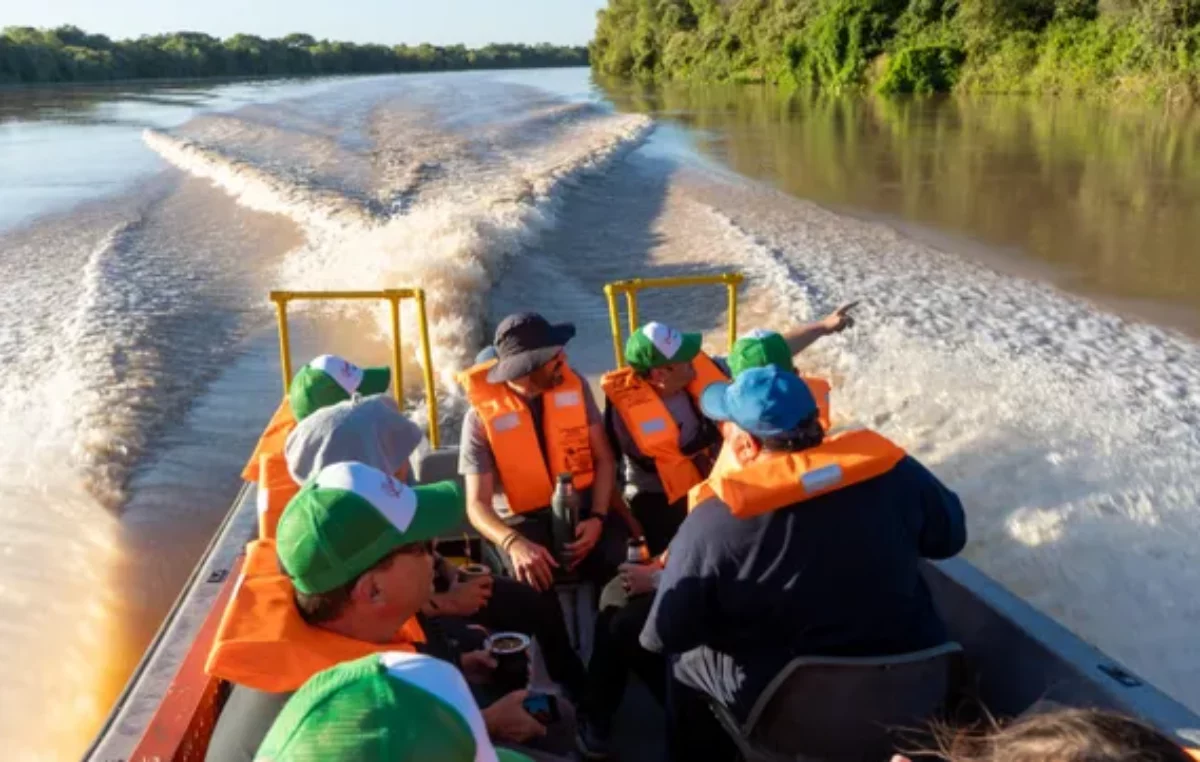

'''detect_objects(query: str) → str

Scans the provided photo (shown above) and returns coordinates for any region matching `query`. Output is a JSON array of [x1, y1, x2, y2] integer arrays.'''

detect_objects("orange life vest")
[[688, 429, 907, 519], [803, 376, 833, 432], [457, 360, 595, 515], [241, 399, 297, 482], [242, 538, 283, 578], [256, 453, 300, 540], [206, 540, 425, 693], [601, 353, 729, 503]]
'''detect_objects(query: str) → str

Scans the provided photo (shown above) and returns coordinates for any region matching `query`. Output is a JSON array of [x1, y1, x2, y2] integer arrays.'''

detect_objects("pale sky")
[[4, 0, 609, 46]]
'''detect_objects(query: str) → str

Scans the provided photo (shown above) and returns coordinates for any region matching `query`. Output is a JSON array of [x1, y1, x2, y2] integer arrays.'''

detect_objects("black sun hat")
[[486, 312, 576, 383]]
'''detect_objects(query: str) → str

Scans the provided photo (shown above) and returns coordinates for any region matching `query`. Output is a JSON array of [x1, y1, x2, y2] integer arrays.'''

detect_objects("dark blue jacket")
[[640, 455, 966, 706]]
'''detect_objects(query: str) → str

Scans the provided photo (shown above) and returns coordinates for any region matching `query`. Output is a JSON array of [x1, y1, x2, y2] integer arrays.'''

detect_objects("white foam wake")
[[145, 108, 655, 431], [143, 129, 380, 234]]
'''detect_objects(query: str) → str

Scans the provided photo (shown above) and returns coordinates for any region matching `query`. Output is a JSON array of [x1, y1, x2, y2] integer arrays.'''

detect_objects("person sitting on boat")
[[457, 312, 624, 592], [284, 389, 589, 703], [285, 392, 425, 483], [575, 309, 854, 757], [243, 353, 393, 482], [641, 366, 966, 762], [205, 462, 552, 762], [255, 651, 537, 762], [252, 356, 409, 539]]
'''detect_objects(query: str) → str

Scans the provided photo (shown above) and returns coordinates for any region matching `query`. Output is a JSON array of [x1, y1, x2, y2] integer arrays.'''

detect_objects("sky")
[[3, 0, 609, 47]]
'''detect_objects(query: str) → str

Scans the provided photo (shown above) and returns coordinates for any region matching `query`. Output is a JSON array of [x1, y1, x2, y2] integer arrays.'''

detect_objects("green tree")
[[0, 26, 588, 84]]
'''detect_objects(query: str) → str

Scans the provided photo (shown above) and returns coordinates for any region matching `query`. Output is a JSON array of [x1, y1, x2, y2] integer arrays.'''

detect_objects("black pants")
[[475, 573, 588, 700], [483, 509, 628, 699], [583, 578, 664, 729], [666, 674, 739, 762], [580, 491, 686, 728], [667, 645, 787, 762]]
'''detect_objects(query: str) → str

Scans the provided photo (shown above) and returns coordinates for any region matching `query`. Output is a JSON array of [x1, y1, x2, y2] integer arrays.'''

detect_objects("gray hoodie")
[[284, 393, 424, 483]]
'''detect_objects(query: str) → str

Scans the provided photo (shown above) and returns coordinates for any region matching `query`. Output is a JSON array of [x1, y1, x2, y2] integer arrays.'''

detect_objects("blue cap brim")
[[700, 381, 735, 422]]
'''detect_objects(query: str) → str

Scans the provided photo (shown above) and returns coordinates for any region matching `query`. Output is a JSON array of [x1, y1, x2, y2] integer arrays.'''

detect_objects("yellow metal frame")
[[269, 289, 440, 448], [602, 272, 745, 368]]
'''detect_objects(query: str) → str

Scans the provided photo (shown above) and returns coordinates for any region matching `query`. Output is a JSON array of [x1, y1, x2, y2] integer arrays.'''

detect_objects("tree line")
[[1, 26, 589, 85], [590, 0, 1200, 100]]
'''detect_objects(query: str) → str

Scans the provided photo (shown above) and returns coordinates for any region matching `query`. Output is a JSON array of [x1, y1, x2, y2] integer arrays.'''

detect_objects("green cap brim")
[[498, 750, 537, 762], [359, 366, 391, 396], [402, 480, 467, 544], [674, 332, 702, 365]]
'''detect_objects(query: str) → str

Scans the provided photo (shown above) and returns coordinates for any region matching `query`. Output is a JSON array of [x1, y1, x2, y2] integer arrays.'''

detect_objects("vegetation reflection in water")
[[600, 78, 1200, 314]]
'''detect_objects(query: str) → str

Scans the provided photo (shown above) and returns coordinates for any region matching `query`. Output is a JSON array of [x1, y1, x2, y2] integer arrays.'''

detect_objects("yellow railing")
[[269, 289, 440, 448], [602, 272, 744, 368]]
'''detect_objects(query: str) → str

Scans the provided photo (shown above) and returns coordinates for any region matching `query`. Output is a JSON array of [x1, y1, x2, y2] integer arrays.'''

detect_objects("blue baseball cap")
[[700, 365, 818, 438]]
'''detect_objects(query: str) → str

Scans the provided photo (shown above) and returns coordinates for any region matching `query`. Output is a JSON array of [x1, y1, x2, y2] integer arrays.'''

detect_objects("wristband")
[[499, 530, 520, 552]]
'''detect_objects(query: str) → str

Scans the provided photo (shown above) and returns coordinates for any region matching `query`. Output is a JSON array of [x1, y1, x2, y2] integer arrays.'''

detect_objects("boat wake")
[[143, 93, 654, 424]]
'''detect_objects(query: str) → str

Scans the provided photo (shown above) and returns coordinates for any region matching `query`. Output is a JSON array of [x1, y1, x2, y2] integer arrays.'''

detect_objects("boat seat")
[[710, 641, 963, 762], [411, 446, 463, 487]]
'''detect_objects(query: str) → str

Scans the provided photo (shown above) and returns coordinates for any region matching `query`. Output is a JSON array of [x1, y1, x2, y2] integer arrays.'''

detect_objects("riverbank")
[[0, 26, 587, 85], [590, 0, 1200, 103]]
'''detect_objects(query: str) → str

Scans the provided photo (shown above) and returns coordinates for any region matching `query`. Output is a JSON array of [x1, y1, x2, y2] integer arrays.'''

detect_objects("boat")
[[82, 275, 1200, 762]]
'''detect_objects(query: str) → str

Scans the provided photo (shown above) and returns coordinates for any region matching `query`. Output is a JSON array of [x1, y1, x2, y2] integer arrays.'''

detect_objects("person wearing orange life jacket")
[[639, 367, 966, 762], [458, 312, 620, 593], [241, 352, 393, 482], [252, 357, 406, 540], [205, 462, 554, 762]]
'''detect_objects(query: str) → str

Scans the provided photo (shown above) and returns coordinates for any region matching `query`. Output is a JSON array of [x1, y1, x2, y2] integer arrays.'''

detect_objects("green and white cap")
[[255, 651, 534, 762], [624, 321, 702, 373], [289, 354, 391, 421], [277, 462, 464, 594], [728, 328, 793, 378]]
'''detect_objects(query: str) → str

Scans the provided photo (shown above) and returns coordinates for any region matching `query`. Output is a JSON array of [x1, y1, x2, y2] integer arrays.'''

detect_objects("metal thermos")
[[550, 473, 579, 567]]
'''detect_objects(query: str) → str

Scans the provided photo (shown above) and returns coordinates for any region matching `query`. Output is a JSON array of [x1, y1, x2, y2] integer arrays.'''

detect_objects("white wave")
[[147, 106, 655, 432], [143, 129, 379, 234]]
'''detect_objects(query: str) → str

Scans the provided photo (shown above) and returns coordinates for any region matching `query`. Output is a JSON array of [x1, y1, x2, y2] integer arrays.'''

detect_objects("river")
[[1, 68, 1198, 761]]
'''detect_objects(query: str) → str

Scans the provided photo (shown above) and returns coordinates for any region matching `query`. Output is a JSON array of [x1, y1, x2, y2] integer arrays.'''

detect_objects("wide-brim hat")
[[485, 312, 576, 383]]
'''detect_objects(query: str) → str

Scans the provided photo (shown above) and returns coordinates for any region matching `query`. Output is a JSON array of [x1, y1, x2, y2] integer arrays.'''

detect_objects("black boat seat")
[[710, 641, 964, 762], [410, 446, 462, 487]]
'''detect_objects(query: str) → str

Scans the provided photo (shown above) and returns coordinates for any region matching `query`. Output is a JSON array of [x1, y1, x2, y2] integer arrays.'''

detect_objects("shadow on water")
[[595, 78, 1200, 333]]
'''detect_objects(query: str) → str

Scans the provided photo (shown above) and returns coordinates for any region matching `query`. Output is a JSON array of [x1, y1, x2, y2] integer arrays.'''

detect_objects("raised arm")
[[781, 302, 859, 354]]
